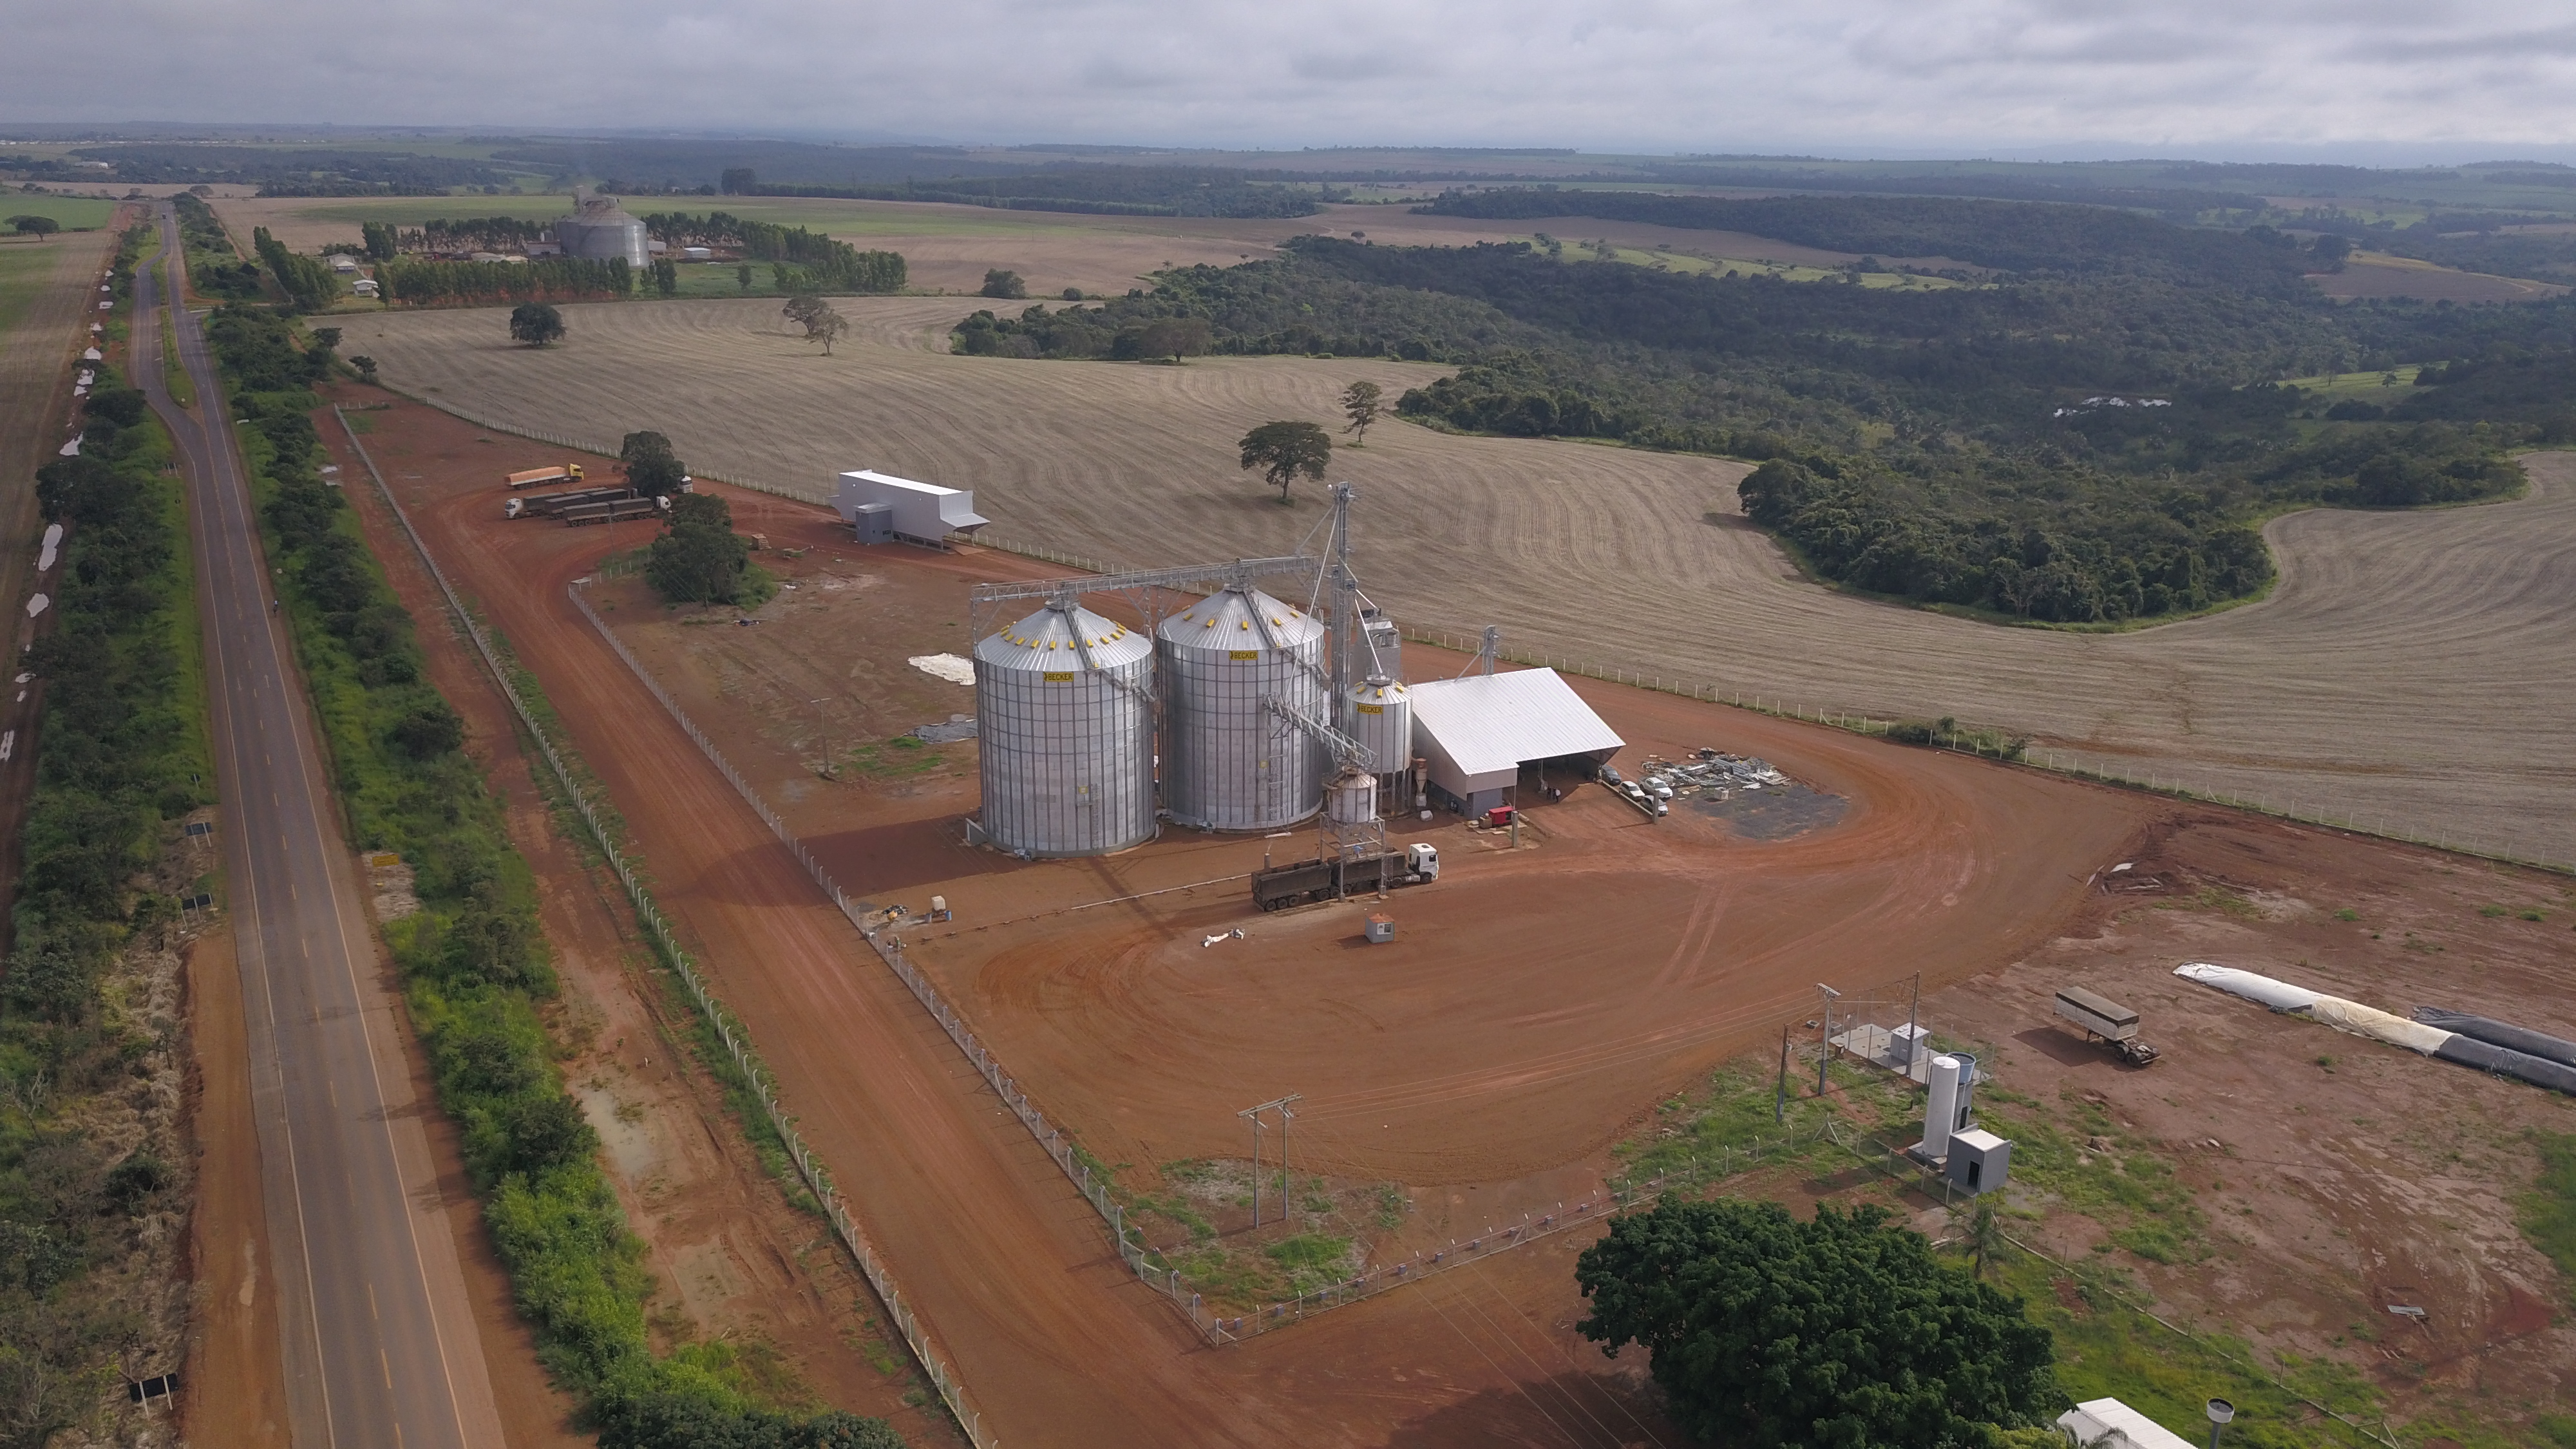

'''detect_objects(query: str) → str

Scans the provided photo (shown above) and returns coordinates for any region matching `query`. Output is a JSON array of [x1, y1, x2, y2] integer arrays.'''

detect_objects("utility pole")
[[1237, 1094, 1300, 1229], [1906, 970, 1921, 1076], [1816, 983, 1841, 1095], [1775, 1023, 1790, 1122]]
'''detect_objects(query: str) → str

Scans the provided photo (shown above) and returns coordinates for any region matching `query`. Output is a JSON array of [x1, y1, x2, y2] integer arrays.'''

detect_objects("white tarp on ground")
[[2174, 961, 2318, 1012], [39, 524, 61, 573], [909, 653, 977, 687], [24, 594, 47, 620], [2174, 963, 2452, 1054]]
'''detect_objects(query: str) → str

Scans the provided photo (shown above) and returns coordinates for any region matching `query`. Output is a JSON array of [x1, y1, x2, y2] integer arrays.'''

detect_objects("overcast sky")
[[12, 0, 2576, 160]]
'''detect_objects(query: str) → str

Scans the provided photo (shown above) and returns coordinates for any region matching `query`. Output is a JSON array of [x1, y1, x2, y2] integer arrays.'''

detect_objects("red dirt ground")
[[330, 390, 2174, 1445], [330, 405, 968, 1441]]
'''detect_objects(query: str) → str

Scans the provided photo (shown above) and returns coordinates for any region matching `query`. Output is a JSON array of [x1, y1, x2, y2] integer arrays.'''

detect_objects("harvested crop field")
[[2309, 253, 2568, 303], [355, 298, 2576, 865]]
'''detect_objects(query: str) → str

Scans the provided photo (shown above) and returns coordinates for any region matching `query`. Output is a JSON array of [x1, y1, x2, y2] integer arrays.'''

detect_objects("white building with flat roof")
[[832, 469, 989, 546]]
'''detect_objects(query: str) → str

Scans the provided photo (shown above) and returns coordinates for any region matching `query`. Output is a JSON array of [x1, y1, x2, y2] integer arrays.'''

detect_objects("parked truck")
[[507, 484, 631, 519], [1251, 844, 1439, 912], [505, 464, 586, 489], [2054, 986, 2159, 1066], [561, 496, 668, 526]]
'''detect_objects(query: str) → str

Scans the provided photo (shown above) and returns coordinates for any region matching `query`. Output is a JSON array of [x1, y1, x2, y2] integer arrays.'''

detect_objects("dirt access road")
[[350, 297, 2576, 867]]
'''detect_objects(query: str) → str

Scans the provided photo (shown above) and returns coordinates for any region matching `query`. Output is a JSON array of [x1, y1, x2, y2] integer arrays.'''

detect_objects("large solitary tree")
[[1340, 380, 1383, 445], [1577, 1198, 2058, 1448], [1238, 421, 1332, 505], [507, 302, 564, 347]]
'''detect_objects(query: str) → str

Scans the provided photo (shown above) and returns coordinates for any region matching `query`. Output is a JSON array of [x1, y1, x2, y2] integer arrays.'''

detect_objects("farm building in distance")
[[834, 469, 990, 546], [1407, 668, 1624, 815]]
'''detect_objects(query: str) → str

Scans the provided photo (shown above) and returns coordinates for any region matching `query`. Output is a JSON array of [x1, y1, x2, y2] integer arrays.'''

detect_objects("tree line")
[[630, 212, 906, 292], [954, 205, 2576, 622], [378, 255, 632, 307], [713, 165, 1331, 219], [3, 231, 215, 1438]]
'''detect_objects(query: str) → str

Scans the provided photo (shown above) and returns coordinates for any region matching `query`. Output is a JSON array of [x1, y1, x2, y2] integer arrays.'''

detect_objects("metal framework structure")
[[967, 554, 1319, 642], [1237, 1094, 1302, 1229]]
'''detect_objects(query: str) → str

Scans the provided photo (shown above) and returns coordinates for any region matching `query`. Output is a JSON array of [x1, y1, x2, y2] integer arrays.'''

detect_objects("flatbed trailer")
[[1251, 844, 1438, 911], [507, 485, 632, 519], [561, 497, 665, 526]]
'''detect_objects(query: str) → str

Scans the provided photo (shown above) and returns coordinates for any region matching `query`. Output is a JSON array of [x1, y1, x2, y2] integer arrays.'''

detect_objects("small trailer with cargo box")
[[2055, 986, 2159, 1066]]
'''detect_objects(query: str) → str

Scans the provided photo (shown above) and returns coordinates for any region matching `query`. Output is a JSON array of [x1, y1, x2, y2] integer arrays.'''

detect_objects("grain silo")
[[1158, 585, 1327, 831], [973, 597, 1156, 857], [552, 195, 650, 269]]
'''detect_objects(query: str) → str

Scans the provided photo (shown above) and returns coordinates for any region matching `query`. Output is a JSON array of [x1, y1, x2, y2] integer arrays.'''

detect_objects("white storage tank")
[[1157, 586, 1326, 831], [1341, 676, 1410, 776], [973, 599, 1156, 857]]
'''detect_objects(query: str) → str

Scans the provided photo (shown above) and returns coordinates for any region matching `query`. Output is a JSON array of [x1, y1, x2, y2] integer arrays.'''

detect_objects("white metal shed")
[[1406, 668, 1623, 815], [833, 469, 989, 546], [2055, 1397, 2198, 1449]]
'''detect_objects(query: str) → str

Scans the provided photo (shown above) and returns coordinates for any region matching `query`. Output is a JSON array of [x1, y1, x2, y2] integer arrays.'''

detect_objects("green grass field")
[[2279, 364, 2423, 398], [4, 195, 119, 231], [0, 237, 70, 339]]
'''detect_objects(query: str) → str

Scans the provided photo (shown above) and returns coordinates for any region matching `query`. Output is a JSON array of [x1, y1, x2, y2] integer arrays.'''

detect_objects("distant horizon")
[[8, 124, 2576, 175]]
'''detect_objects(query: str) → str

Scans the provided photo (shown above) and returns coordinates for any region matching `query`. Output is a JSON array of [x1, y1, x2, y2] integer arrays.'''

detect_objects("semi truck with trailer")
[[1251, 844, 1438, 911], [505, 464, 586, 489], [507, 485, 630, 519]]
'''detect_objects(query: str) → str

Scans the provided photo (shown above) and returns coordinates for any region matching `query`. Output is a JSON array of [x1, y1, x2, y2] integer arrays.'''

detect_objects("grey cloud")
[[2, 0, 2571, 153]]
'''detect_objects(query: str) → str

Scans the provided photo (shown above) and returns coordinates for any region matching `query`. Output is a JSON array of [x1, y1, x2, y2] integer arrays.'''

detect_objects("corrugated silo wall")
[[1159, 638, 1326, 831], [976, 659, 1157, 857]]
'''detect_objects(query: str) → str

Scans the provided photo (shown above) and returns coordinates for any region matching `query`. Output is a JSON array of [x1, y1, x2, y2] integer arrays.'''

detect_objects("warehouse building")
[[1406, 668, 1623, 816], [833, 469, 989, 546]]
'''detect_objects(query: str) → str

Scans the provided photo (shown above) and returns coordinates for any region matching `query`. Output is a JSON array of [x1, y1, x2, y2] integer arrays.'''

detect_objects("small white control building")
[[832, 469, 989, 547], [1405, 667, 1623, 816]]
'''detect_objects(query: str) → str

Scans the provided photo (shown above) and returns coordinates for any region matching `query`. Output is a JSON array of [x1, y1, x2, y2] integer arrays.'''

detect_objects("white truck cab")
[[1406, 842, 1439, 880]]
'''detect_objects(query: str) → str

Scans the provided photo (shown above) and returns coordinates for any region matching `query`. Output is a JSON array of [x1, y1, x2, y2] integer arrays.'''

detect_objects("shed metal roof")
[[1406, 668, 1623, 777]]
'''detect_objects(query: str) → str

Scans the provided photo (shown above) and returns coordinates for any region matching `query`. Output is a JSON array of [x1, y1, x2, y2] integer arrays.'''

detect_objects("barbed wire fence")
[[334, 407, 995, 1447]]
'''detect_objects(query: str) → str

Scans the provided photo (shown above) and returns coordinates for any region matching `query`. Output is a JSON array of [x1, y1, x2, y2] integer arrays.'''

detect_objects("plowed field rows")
[[355, 298, 2576, 862]]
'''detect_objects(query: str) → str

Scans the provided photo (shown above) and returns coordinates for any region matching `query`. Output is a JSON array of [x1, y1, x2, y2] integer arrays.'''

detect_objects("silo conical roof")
[[978, 601, 1151, 672], [1156, 587, 1324, 651]]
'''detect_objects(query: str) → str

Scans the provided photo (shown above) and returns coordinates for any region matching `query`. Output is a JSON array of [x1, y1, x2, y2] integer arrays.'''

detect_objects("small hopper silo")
[[974, 598, 1156, 857], [1157, 586, 1327, 830]]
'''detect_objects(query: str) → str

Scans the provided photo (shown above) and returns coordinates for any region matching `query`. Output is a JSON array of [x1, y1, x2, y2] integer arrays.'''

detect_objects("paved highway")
[[135, 209, 504, 1448]]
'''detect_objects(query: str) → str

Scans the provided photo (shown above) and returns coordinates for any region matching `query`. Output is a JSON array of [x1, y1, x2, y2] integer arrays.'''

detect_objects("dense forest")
[[716, 166, 1330, 218], [956, 192, 2576, 623]]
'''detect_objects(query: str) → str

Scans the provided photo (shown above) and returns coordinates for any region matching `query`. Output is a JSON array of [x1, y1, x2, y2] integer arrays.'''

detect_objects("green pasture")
[[6, 194, 118, 231], [2278, 364, 2422, 398]]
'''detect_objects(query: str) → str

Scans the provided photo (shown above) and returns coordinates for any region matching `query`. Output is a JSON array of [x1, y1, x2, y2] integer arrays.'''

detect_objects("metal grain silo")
[[973, 598, 1156, 857], [1157, 585, 1327, 831], [552, 196, 650, 269]]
